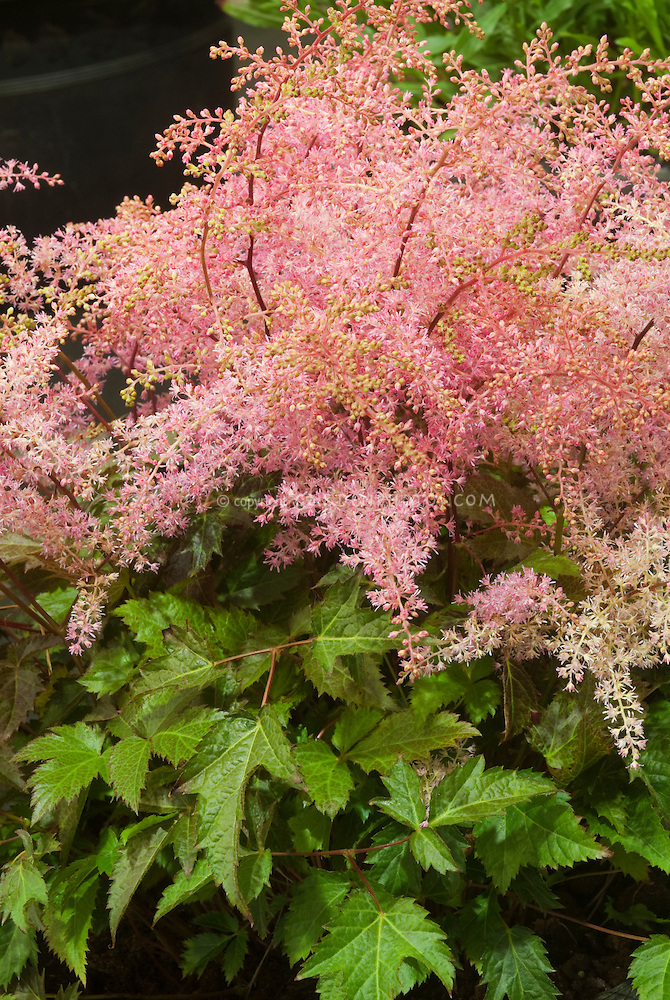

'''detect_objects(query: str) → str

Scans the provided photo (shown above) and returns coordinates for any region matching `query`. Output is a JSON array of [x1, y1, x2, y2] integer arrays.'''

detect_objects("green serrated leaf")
[[410, 828, 460, 874], [412, 658, 500, 724], [181, 932, 228, 977], [108, 822, 174, 941], [180, 707, 298, 916], [80, 644, 138, 696], [221, 928, 249, 984], [114, 594, 211, 659], [510, 868, 561, 912], [529, 689, 612, 784], [638, 706, 670, 824], [34, 585, 77, 622], [520, 551, 582, 579], [366, 825, 422, 896], [287, 804, 331, 852], [0, 920, 38, 990], [300, 580, 395, 709], [171, 812, 199, 876], [54, 986, 80, 1000], [154, 858, 215, 924], [637, 750, 670, 824], [606, 842, 650, 881], [502, 658, 538, 741], [461, 893, 558, 1000], [301, 649, 393, 710], [298, 888, 455, 999], [331, 707, 384, 753], [429, 757, 553, 828], [132, 647, 217, 701], [18, 722, 105, 821], [586, 787, 670, 873], [474, 795, 606, 892], [43, 858, 99, 984], [0, 849, 47, 933], [181, 911, 249, 982], [107, 737, 151, 813], [630, 935, 670, 1000], [0, 654, 42, 740], [0, 743, 25, 790], [237, 850, 272, 903], [280, 870, 351, 966], [174, 508, 228, 575], [12, 966, 46, 1000], [345, 710, 476, 774], [150, 707, 219, 765], [604, 900, 668, 932], [0, 533, 43, 566], [310, 579, 396, 664], [295, 741, 354, 817], [372, 760, 425, 827]]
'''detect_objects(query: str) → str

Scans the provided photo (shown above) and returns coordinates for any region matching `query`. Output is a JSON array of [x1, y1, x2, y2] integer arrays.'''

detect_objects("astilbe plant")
[[2, 0, 670, 765], [6, 5, 670, 998]]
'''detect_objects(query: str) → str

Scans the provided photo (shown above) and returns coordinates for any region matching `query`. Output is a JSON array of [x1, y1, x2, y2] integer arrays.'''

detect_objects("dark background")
[[0, 0, 235, 238]]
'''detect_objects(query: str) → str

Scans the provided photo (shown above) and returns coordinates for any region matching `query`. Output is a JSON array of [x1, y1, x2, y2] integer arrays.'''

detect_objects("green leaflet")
[[42, 858, 99, 984], [502, 659, 538, 741], [171, 812, 199, 876], [107, 737, 151, 813], [237, 849, 272, 903], [154, 858, 215, 924], [180, 707, 299, 916], [0, 652, 42, 740], [279, 870, 352, 966], [309, 578, 397, 668], [180, 911, 249, 982], [638, 703, 670, 823], [288, 804, 331, 852], [344, 710, 476, 774], [150, 708, 220, 765], [429, 757, 554, 828], [529, 690, 612, 784], [586, 787, 670, 873], [474, 794, 606, 892], [461, 893, 558, 1000], [79, 643, 138, 696], [114, 594, 211, 659], [299, 578, 395, 709], [108, 821, 175, 940], [373, 760, 425, 827], [0, 833, 48, 933], [0, 920, 38, 990], [18, 722, 105, 821], [331, 707, 385, 753], [410, 828, 462, 875], [519, 550, 582, 579], [294, 740, 354, 817], [411, 658, 500, 725], [0, 743, 24, 791], [298, 888, 455, 1000], [638, 750, 670, 824], [366, 824, 422, 896], [630, 935, 670, 1000], [372, 763, 463, 872], [300, 649, 393, 709]]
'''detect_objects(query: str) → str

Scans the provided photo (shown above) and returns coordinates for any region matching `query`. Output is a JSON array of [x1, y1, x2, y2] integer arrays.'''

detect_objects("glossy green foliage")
[[1, 505, 668, 999]]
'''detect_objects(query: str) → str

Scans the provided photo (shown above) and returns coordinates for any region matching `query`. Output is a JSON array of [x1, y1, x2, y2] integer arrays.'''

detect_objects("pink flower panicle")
[[2, 3, 670, 756], [0, 159, 62, 192]]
